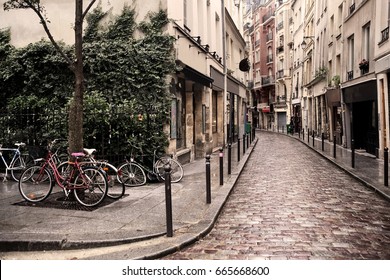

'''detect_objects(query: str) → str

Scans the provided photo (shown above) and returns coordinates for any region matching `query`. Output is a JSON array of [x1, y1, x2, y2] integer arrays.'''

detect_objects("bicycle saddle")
[[83, 148, 96, 156]]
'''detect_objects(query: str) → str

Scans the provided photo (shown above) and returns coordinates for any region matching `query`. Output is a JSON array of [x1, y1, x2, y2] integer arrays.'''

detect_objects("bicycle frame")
[[38, 150, 91, 194], [0, 144, 25, 181]]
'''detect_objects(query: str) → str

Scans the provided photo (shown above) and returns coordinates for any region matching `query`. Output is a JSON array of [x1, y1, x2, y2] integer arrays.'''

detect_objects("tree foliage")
[[0, 6, 176, 159]]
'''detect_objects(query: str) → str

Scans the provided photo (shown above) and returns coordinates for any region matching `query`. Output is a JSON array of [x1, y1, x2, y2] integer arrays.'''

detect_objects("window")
[[212, 91, 218, 133], [363, 23, 370, 61], [347, 35, 354, 80]]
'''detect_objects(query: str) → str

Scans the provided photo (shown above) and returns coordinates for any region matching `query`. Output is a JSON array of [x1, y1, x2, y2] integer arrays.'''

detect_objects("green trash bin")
[[246, 122, 251, 134], [286, 124, 291, 134]]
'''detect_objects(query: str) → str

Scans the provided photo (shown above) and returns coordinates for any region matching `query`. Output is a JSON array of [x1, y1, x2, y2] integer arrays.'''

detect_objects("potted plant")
[[359, 59, 369, 69]]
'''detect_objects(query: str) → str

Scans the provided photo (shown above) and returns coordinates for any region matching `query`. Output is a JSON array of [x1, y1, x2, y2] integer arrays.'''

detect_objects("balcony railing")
[[262, 11, 275, 23], [276, 22, 284, 31], [266, 33, 273, 42], [276, 70, 284, 79], [379, 26, 389, 45], [347, 70, 353, 81], [262, 75, 275, 86]]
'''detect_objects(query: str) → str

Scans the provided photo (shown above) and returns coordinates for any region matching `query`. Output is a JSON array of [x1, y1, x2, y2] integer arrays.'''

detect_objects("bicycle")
[[117, 144, 183, 187], [0, 142, 34, 181], [57, 148, 125, 199], [18, 139, 108, 207]]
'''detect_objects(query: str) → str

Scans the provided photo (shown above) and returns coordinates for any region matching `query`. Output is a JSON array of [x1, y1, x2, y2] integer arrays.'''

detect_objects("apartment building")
[[341, 0, 378, 155], [375, 0, 390, 157], [324, 0, 344, 145], [274, 0, 293, 131], [0, 0, 248, 162], [250, 0, 276, 130], [291, 0, 306, 133]]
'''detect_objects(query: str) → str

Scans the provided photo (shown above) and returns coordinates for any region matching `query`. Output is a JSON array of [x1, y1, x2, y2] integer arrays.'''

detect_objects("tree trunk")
[[68, 0, 84, 153]]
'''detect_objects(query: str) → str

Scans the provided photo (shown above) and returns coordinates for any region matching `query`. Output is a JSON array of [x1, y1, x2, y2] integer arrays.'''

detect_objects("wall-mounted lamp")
[[234, 0, 240, 7], [301, 36, 314, 49]]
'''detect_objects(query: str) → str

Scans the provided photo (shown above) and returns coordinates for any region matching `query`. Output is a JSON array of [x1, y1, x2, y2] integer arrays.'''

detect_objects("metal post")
[[164, 163, 173, 237], [247, 133, 249, 148], [307, 129, 310, 144], [298, 128, 301, 139], [333, 135, 337, 158], [228, 142, 231, 175], [312, 130, 315, 147], [219, 147, 223, 186], [243, 134, 246, 154], [206, 155, 211, 204], [321, 132, 324, 151], [303, 128, 305, 141], [385, 147, 388, 187], [351, 139, 355, 168], [237, 137, 240, 162]]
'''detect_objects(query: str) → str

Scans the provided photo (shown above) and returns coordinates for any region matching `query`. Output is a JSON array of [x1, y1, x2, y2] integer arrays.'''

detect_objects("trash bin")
[[246, 122, 251, 134], [286, 124, 291, 133]]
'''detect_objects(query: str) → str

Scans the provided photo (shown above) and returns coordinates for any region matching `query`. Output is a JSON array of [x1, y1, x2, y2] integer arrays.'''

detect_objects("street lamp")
[[301, 36, 315, 49]]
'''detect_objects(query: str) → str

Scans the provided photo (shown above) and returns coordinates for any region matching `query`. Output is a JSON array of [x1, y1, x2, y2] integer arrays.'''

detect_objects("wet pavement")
[[1, 130, 390, 259], [163, 131, 390, 260]]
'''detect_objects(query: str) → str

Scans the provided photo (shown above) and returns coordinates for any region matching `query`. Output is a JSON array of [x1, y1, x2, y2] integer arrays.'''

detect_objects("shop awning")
[[181, 64, 213, 88]]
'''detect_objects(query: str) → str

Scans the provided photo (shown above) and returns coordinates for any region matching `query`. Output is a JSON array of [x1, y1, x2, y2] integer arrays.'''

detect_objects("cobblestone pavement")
[[163, 131, 390, 260]]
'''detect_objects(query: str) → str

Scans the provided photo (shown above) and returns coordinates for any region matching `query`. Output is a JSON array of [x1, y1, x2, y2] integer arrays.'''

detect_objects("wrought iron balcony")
[[347, 70, 353, 81], [261, 75, 275, 86], [379, 26, 389, 45]]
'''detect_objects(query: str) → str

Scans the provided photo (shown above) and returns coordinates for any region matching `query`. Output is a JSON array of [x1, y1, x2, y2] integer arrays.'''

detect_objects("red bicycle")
[[18, 139, 108, 207]]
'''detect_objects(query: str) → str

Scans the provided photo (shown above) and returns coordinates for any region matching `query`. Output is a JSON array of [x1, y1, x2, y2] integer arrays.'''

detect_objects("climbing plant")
[[0, 6, 176, 157]]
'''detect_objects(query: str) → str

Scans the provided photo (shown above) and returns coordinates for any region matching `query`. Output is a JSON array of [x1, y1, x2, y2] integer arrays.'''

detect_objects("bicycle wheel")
[[117, 162, 146, 187], [19, 166, 53, 202], [10, 154, 34, 181], [101, 162, 125, 199], [155, 157, 184, 183], [72, 166, 108, 207]]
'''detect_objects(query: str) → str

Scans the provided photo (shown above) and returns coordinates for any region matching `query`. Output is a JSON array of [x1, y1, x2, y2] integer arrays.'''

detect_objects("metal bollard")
[[164, 163, 173, 237], [308, 129, 310, 144], [385, 147, 388, 187], [322, 132, 324, 151], [299, 128, 301, 139], [243, 134, 246, 154], [206, 155, 211, 204], [219, 147, 224, 186], [302, 128, 305, 141], [312, 130, 315, 147], [351, 139, 355, 168], [228, 142, 232, 175], [247, 133, 249, 149], [237, 137, 240, 162], [333, 136, 336, 158]]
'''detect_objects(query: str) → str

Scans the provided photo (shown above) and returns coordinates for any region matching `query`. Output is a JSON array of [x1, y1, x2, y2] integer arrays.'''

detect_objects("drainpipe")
[[222, 0, 228, 145]]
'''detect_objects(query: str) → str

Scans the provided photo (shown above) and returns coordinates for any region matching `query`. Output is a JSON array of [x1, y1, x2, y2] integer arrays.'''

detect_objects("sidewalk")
[[281, 129, 390, 201], [1, 130, 390, 260], [0, 137, 257, 259]]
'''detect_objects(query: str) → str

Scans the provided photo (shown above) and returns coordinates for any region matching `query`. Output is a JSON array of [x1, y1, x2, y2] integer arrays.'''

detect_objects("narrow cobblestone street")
[[164, 132, 390, 260]]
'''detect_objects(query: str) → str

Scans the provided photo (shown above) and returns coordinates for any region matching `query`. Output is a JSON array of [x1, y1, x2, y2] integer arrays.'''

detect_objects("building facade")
[[0, 0, 249, 163]]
